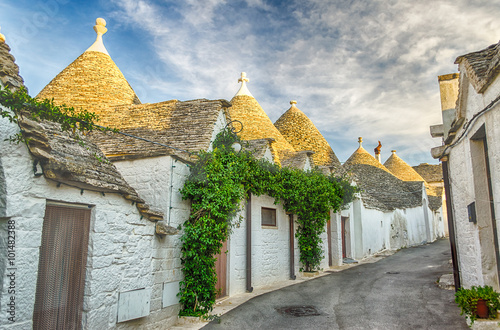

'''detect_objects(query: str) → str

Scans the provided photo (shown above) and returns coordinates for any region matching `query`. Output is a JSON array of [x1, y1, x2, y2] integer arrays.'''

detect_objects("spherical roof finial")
[[93, 17, 108, 36], [358, 137, 363, 147], [96, 18, 106, 27], [0, 26, 5, 43]]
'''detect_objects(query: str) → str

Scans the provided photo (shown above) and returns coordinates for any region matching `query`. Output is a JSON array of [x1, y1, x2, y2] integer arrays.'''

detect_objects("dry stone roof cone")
[[36, 18, 141, 127], [274, 100, 341, 169], [344, 137, 391, 173], [384, 150, 426, 182], [229, 72, 295, 165]]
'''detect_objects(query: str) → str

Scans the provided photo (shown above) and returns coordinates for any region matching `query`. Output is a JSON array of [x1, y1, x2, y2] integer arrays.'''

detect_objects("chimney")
[[374, 141, 382, 163], [438, 73, 459, 138]]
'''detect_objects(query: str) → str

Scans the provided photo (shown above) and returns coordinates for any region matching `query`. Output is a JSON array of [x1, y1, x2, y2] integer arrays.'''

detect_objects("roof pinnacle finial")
[[358, 137, 363, 148], [234, 72, 254, 97], [85, 17, 110, 55], [238, 72, 249, 83], [290, 100, 297, 106], [0, 26, 5, 43], [94, 18, 107, 36]]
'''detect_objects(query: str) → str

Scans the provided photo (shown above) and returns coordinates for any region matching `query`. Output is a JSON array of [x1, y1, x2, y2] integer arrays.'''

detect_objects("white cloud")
[[4, 0, 499, 165]]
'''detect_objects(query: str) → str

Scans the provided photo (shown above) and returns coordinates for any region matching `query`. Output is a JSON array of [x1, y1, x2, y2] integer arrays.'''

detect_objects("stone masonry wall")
[[0, 116, 180, 329], [447, 71, 500, 289]]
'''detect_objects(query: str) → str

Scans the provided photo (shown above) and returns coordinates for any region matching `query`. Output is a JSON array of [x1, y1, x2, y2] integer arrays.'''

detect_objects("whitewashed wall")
[[347, 190, 441, 261], [446, 71, 500, 289], [0, 117, 182, 330], [228, 194, 294, 295], [207, 110, 228, 151]]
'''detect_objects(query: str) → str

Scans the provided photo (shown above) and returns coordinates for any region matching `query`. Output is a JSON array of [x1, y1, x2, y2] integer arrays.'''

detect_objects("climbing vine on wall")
[[0, 86, 115, 143], [178, 128, 358, 317]]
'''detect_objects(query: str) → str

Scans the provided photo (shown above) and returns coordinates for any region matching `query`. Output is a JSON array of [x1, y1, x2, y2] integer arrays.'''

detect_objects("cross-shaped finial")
[[238, 72, 249, 83]]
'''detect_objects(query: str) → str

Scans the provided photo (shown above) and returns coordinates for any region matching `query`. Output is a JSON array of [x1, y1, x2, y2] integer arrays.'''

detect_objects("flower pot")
[[476, 299, 489, 319]]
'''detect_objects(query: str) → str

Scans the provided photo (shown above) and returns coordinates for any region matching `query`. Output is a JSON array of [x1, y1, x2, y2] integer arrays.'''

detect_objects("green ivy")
[[178, 128, 358, 316], [0, 86, 115, 142]]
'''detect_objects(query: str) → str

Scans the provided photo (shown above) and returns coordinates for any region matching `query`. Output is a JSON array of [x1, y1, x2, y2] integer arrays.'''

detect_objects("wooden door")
[[215, 240, 228, 298], [341, 216, 348, 259]]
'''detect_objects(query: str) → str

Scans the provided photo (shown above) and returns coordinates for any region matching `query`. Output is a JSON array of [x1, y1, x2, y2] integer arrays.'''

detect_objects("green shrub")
[[455, 285, 500, 324]]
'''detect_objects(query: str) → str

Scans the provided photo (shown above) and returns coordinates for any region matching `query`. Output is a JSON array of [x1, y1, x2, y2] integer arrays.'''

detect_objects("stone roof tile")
[[90, 99, 229, 160], [384, 150, 426, 182], [36, 19, 140, 117], [229, 94, 295, 165], [0, 41, 25, 91], [344, 144, 392, 174], [344, 163, 423, 211], [455, 40, 500, 93], [281, 151, 313, 170], [18, 115, 164, 221], [274, 101, 342, 169], [412, 163, 443, 183]]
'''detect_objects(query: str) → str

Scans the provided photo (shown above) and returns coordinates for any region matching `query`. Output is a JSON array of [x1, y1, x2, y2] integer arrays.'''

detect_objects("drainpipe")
[[167, 158, 176, 226], [442, 158, 461, 290], [246, 193, 253, 292], [289, 214, 296, 280]]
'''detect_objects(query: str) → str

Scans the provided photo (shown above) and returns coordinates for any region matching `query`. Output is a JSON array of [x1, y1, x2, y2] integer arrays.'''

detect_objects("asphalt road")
[[203, 239, 468, 330]]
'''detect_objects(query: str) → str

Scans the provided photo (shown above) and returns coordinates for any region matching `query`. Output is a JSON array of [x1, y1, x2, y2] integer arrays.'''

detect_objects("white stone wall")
[[0, 117, 181, 329], [348, 193, 437, 260], [207, 110, 228, 151], [447, 71, 500, 289], [112, 156, 191, 229], [227, 193, 338, 296], [228, 194, 294, 295], [358, 207, 388, 257], [251, 195, 291, 287]]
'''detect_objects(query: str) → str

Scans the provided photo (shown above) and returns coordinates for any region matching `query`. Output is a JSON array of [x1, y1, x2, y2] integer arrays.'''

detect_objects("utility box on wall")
[[117, 288, 152, 323], [162, 281, 180, 308], [467, 202, 477, 224]]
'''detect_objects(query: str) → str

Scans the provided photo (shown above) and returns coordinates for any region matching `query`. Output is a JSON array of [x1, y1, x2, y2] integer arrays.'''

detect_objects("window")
[[261, 207, 276, 227]]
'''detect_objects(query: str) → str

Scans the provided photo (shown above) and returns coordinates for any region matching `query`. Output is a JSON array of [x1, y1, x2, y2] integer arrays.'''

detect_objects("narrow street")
[[203, 239, 468, 329]]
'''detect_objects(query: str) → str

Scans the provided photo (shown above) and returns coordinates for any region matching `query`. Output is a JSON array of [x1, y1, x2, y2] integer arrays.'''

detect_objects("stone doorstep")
[[437, 273, 455, 290]]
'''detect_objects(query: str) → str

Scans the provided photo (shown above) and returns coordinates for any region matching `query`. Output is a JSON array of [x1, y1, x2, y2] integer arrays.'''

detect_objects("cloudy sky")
[[1, 0, 499, 165]]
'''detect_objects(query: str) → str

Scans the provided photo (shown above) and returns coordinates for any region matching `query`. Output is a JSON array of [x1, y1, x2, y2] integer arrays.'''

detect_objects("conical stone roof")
[[274, 100, 341, 168], [36, 18, 140, 124], [343, 137, 391, 173], [384, 150, 426, 182], [229, 73, 295, 164]]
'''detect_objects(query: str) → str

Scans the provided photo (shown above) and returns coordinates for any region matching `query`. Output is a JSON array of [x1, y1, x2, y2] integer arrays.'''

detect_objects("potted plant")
[[455, 285, 500, 324]]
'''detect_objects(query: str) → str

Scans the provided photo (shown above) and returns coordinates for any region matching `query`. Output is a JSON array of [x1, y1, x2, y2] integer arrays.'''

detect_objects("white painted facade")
[[442, 68, 500, 290], [330, 185, 441, 262], [0, 115, 182, 329]]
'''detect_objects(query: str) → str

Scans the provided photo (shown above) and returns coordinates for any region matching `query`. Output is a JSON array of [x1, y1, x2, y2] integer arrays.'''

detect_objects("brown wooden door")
[[33, 204, 91, 330], [341, 216, 348, 259], [215, 240, 228, 299]]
